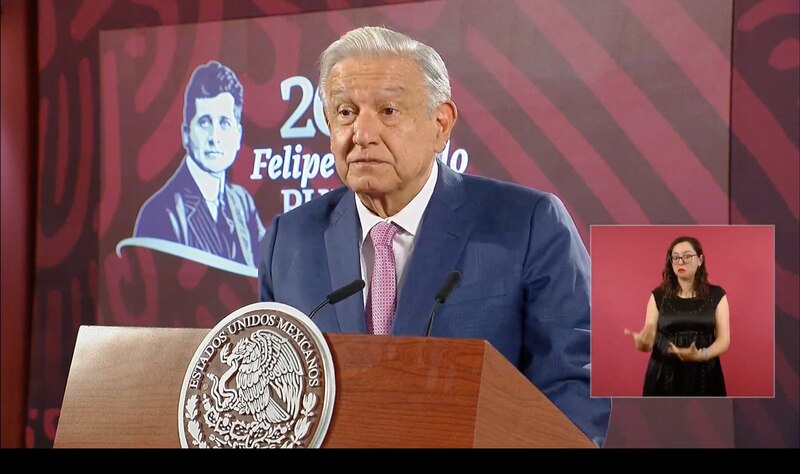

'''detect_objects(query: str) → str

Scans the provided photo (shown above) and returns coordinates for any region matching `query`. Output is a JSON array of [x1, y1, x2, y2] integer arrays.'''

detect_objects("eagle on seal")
[[212, 329, 305, 424]]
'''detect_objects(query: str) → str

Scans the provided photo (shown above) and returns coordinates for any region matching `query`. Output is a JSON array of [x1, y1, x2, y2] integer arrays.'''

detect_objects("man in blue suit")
[[259, 26, 610, 445]]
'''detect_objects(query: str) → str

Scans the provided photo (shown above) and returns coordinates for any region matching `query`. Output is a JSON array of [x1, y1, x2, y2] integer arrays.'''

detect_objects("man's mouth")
[[349, 157, 383, 164], [349, 158, 386, 168]]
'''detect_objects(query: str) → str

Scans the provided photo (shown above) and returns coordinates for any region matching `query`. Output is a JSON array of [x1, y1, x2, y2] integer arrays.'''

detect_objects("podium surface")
[[55, 326, 592, 447]]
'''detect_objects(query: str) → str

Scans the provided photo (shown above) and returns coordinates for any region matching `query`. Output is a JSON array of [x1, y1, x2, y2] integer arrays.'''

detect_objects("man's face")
[[183, 92, 242, 176], [324, 55, 456, 212]]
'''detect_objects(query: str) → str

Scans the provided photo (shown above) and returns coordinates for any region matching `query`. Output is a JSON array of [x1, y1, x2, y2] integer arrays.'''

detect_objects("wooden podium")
[[54, 326, 593, 448]]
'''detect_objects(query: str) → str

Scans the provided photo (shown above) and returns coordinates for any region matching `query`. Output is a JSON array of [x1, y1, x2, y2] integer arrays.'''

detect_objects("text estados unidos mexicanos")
[[188, 313, 321, 389]]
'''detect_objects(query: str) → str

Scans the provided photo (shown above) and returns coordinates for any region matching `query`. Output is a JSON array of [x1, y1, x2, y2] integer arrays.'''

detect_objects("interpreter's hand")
[[624, 324, 655, 352], [668, 341, 703, 362]]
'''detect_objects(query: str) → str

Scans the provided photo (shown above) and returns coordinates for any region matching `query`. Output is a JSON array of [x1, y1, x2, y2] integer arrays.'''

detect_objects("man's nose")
[[207, 122, 221, 144], [352, 112, 380, 147]]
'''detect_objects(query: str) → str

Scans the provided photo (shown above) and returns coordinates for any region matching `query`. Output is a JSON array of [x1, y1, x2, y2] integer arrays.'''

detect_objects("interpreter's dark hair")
[[659, 236, 710, 300]]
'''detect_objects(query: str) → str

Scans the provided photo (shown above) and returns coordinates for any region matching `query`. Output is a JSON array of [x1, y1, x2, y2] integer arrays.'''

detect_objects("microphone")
[[308, 279, 365, 320], [424, 271, 461, 337]]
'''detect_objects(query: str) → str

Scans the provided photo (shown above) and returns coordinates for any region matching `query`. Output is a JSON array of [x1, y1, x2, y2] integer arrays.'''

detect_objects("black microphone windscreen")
[[435, 271, 461, 303], [327, 279, 366, 304]]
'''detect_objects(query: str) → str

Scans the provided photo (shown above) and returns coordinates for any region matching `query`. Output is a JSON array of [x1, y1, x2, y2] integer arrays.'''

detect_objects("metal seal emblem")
[[178, 302, 335, 448]]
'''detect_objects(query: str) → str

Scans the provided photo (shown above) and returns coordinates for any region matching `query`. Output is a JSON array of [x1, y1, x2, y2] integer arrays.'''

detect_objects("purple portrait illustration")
[[119, 61, 265, 276]]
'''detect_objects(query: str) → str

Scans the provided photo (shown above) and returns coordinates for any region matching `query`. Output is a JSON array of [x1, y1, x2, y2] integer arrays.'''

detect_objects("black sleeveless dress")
[[642, 285, 727, 396]]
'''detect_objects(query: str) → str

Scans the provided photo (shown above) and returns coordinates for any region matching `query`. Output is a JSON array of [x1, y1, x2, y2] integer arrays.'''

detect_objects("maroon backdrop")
[[23, 0, 799, 448], [96, 0, 731, 335], [1, 0, 35, 449], [729, 0, 798, 448]]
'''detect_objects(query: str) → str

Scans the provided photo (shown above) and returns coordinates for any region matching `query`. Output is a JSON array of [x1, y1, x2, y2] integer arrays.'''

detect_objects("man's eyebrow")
[[378, 85, 407, 94], [328, 88, 346, 100]]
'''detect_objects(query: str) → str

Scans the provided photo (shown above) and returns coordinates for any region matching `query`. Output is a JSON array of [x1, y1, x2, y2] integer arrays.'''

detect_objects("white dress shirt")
[[355, 160, 439, 307], [186, 156, 225, 221]]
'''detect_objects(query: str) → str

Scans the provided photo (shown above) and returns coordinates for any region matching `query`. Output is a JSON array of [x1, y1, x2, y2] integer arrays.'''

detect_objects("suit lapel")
[[225, 186, 254, 267], [324, 192, 365, 333], [172, 161, 199, 245], [182, 182, 210, 248], [392, 162, 473, 336]]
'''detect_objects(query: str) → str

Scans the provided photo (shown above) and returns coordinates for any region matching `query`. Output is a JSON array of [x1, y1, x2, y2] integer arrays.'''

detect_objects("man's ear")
[[181, 124, 189, 149], [434, 100, 458, 153]]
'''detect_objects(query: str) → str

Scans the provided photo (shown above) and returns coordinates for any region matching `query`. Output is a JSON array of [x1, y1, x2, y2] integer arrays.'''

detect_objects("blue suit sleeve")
[[258, 215, 280, 302], [521, 193, 611, 446]]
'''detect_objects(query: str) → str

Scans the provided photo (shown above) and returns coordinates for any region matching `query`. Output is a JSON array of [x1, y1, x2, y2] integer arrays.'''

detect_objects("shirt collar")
[[185, 155, 225, 202], [356, 159, 438, 243]]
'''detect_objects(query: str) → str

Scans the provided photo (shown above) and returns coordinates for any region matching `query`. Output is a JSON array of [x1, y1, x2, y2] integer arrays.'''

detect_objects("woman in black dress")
[[624, 236, 730, 396]]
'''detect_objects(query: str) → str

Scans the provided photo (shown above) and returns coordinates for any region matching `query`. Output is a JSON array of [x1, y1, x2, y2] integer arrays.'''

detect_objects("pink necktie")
[[367, 221, 398, 335]]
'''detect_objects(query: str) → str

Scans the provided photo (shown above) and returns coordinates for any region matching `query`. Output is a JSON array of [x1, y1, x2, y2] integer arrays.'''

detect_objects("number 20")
[[279, 76, 330, 139]]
